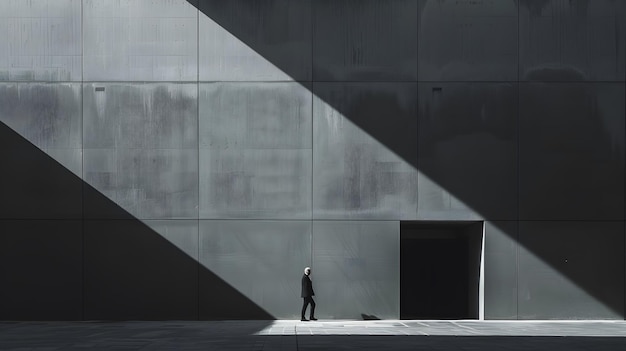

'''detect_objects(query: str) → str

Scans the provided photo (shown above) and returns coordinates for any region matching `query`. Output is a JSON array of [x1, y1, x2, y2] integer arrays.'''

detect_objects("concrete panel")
[[83, 83, 197, 149], [484, 221, 518, 320], [518, 221, 624, 319], [313, 0, 418, 81], [83, 0, 197, 81], [418, 0, 518, 81], [0, 84, 82, 219], [198, 0, 311, 81], [519, 83, 625, 220], [0, 138, 83, 219], [520, 0, 626, 81], [312, 221, 400, 319], [42, 148, 82, 178], [83, 83, 198, 219], [313, 83, 418, 220], [199, 220, 311, 319], [143, 220, 200, 261], [417, 83, 518, 221], [84, 219, 199, 320], [0, 220, 82, 320], [200, 149, 311, 219], [199, 83, 312, 219], [0, 83, 82, 175], [0, 0, 81, 81], [84, 148, 198, 219]]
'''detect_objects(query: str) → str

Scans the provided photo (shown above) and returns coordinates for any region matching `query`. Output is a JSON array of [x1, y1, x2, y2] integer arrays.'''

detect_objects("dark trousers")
[[301, 296, 316, 319]]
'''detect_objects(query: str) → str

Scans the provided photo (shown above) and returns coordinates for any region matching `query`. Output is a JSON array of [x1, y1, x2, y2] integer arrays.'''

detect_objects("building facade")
[[0, 0, 625, 320]]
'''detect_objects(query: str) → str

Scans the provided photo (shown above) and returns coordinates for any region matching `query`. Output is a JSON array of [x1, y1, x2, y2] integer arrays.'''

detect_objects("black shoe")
[[301, 318, 309, 321], [310, 317, 318, 321]]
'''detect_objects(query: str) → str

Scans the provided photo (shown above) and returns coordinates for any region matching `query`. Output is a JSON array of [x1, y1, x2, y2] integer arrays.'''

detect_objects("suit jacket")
[[301, 274, 315, 298]]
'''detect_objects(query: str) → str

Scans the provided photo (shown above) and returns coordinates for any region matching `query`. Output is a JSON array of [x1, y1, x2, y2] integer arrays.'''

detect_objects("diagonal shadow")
[[0, 120, 274, 322], [191, 0, 625, 319]]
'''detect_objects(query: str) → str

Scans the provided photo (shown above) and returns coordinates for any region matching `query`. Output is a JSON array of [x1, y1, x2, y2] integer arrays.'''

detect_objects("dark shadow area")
[[360, 314, 380, 321], [0, 121, 274, 322], [195, 0, 311, 81], [190, 0, 626, 319], [0, 220, 83, 320], [402, 237, 468, 319], [0, 124, 82, 220], [294, 335, 626, 351], [0, 321, 274, 350], [400, 221, 482, 319]]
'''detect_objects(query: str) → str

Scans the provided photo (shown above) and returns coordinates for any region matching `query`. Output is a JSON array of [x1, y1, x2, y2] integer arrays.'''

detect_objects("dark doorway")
[[400, 221, 483, 319]]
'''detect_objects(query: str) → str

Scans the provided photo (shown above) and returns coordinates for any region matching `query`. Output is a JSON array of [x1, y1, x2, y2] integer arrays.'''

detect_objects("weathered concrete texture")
[[199, 220, 311, 319], [84, 148, 199, 219], [0, 83, 82, 148], [198, 0, 311, 81], [417, 83, 518, 221], [83, 0, 198, 81], [0, 83, 83, 220], [517, 221, 624, 320], [520, 0, 626, 81], [519, 83, 625, 221], [0, 0, 82, 81], [199, 83, 312, 219], [0, 220, 83, 321], [0, 83, 82, 176], [313, 83, 418, 220], [312, 221, 399, 320], [83, 83, 198, 219], [83, 83, 198, 149], [313, 0, 418, 81], [418, 0, 518, 81]]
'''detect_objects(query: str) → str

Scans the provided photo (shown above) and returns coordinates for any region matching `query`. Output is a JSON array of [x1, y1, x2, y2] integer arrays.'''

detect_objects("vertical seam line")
[[81, 0, 85, 322], [196, 2, 200, 321], [516, 0, 520, 320], [310, 0, 314, 268]]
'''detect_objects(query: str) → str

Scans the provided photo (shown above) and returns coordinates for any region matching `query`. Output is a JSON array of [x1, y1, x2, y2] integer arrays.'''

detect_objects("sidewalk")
[[2, 320, 626, 350]]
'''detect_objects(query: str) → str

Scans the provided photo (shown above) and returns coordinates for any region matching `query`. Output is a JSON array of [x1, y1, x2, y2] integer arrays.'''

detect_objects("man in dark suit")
[[301, 267, 317, 321]]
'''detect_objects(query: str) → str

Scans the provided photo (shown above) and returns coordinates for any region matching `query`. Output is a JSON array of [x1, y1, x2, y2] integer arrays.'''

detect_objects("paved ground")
[[2, 320, 626, 350]]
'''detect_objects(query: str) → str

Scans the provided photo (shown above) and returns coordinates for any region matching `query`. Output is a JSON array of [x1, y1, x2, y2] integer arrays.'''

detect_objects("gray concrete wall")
[[0, 0, 625, 321]]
